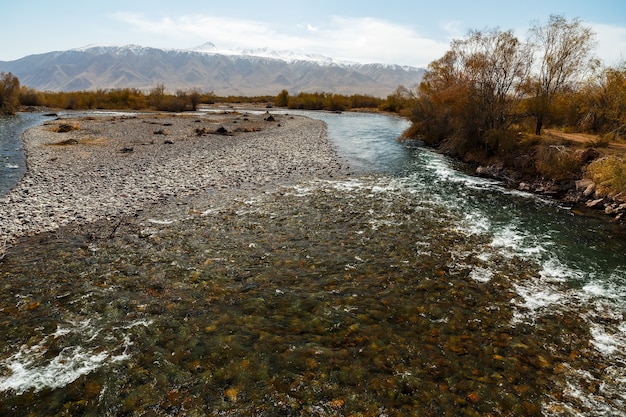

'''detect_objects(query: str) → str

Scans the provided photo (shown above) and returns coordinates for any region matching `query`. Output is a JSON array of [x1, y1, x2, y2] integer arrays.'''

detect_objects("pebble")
[[0, 112, 345, 257]]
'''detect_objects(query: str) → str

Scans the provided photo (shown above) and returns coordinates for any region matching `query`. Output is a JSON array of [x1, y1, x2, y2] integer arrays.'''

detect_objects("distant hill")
[[0, 44, 425, 97]]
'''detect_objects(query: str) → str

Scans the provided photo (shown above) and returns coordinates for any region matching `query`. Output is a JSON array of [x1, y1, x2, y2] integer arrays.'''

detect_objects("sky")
[[2, 0, 625, 67]]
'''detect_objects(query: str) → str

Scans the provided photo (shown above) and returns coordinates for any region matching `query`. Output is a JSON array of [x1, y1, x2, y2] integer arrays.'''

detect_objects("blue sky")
[[2, 0, 625, 66]]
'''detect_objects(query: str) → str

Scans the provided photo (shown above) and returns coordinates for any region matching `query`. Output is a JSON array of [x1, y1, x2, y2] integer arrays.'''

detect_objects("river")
[[0, 110, 625, 416], [0, 112, 55, 195]]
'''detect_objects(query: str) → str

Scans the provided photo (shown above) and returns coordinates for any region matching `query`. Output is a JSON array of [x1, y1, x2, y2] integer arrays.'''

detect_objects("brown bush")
[[535, 145, 584, 181]]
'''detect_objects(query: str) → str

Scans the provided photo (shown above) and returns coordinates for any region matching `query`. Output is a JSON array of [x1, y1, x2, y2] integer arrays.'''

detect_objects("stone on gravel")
[[0, 112, 345, 257]]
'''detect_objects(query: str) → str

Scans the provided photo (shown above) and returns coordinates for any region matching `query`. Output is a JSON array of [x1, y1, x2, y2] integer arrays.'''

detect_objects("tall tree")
[[527, 15, 596, 135], [407, 50, 467, 145], [0, 72, 21, 115], [408, 28, 531, 151], [274, 89, 290, 107], [578, 62, 626, 136], [452, 28, 533, 134]]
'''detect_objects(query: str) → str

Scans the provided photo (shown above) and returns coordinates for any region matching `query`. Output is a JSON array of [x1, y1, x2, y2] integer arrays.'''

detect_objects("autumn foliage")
[[17, 85, 217, 112], [15, 85, 388, 114], [274, 90, 383, 112], [404, 15, 626, 185], [0, 72, 21, 115]]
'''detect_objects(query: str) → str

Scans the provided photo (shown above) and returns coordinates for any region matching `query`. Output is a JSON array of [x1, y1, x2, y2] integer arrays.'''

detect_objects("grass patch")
[[50, 136, 107, 147]]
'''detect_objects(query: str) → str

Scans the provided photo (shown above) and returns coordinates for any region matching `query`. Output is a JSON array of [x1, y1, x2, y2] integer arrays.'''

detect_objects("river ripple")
[[0, 110, 625, 416]]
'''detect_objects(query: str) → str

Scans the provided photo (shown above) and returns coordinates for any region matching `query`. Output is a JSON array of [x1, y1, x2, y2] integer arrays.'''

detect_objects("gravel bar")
[[0, 111, 345, 256]]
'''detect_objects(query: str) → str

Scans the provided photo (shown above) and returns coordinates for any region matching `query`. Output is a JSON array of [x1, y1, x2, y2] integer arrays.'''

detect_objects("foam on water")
[[469, 266, 494, 283], [582, 280, 626, 301], [501, 244, 626, 415], [0, 343, 116, 395], [419, 151, 500, 189], [328, 178, 368, 193], [286, 183, 317, 196], [539, 257, 582, 282], [458, 211, 492, 236], [408, 146, 626, 414], [590, 324, 625, 355], [511, 282, 563, 320], [543, 362, 626, 417], [489, 224, 547, 258], [0, 319, 151, 395]]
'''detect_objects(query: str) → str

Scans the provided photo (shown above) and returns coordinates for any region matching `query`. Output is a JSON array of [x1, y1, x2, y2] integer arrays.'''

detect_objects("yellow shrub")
[[587, 156, 626, 196]]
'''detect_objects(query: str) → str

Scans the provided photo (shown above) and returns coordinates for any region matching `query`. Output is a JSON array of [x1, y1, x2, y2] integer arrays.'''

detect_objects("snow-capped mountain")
[[189, 42, 340, 65], [0, 44, 424, 97]]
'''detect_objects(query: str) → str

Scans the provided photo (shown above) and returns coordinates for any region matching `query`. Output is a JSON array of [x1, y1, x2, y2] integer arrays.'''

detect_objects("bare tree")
[[408, 28, 532, 150], [527, 15, 597, 135], [453, 28, 533, 132], [148, 83, 166, 109]]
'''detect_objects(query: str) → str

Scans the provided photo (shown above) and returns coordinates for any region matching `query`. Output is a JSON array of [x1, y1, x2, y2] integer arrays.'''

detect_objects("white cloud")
[[440, 20, 463, 40], [112, 12, 449, 67], [112, 12, 297, 48], [590, 23, 626, 66], [310, 16, 449, 66]]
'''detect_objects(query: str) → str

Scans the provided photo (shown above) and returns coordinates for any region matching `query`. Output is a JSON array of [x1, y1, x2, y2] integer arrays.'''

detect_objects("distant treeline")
[[1, 79, 412, 115], [17, 84, 211, 113]]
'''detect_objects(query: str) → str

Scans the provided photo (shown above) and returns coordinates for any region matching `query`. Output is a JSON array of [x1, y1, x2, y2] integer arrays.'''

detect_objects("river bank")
[[416, 130, 626, 224], [0, 110, 345, 258]]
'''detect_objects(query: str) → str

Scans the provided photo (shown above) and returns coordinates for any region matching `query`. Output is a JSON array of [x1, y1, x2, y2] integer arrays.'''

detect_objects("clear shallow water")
[[290, 111, 415, 174], [0, 112, 52, 195], [0, 110, 625, 415]]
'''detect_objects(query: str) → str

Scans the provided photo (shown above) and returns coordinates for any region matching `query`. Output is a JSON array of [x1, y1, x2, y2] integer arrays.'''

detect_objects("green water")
[[0, 111, 625, 416]]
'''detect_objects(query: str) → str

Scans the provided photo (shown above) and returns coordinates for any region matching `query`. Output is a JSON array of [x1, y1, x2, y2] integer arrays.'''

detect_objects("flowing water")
[[0, 112, 53, 195], [0, 110, 625, 416]]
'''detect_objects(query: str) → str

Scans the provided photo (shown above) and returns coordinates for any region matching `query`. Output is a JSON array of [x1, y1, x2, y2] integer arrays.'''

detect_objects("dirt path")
[[545, 129, 626, 153]]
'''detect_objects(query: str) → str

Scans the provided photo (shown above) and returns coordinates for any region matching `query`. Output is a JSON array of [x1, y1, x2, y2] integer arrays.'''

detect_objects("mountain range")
[[0, 44, 425, 97]]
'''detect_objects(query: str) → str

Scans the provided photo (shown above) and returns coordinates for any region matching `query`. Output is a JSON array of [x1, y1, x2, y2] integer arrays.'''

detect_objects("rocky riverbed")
[[0, 110, 345, 257], [2, 109, 625, 416]]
